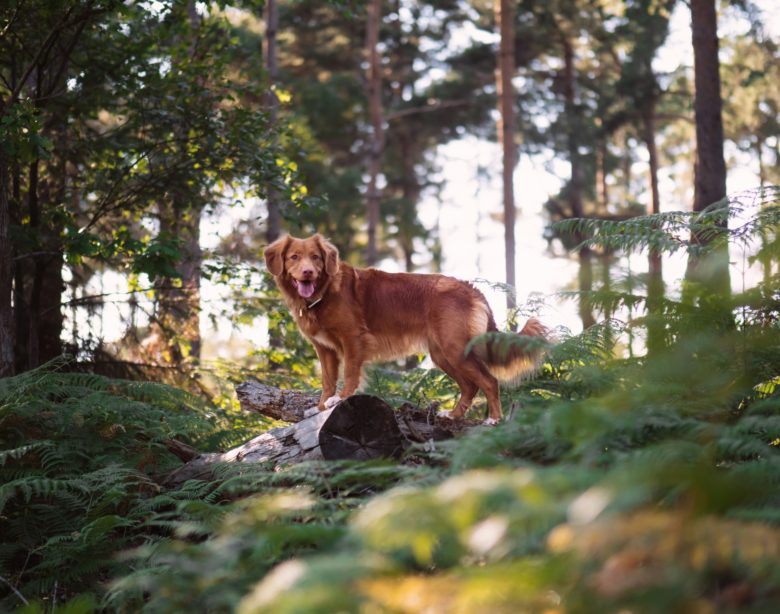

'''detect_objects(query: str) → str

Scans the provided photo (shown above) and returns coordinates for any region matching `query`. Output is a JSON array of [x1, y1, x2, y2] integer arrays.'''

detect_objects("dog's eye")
[[289, 254, 299, 261], [312, 254, 321, 260]]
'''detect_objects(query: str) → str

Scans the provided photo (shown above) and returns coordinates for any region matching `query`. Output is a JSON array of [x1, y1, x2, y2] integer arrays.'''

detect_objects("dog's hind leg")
[[429, 345, 479, 419], [438, 348, 502, 423]]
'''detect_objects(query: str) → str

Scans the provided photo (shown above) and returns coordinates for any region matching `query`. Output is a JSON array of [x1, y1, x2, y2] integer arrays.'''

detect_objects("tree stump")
[[319, 395, 404, 460]]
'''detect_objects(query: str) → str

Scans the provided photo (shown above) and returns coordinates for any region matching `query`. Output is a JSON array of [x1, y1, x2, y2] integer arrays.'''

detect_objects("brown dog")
[[264, 234, 547, 423]]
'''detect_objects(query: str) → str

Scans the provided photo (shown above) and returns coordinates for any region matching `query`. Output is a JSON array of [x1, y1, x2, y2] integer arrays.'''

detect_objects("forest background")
[[2, 0, 780, 612]]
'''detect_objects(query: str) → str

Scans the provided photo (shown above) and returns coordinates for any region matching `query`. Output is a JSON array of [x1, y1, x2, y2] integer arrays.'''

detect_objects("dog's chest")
[[294, 310, 339, 350]]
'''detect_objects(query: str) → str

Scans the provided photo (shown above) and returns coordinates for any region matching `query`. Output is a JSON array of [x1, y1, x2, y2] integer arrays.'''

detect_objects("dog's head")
[[264, 234, 339, 299]]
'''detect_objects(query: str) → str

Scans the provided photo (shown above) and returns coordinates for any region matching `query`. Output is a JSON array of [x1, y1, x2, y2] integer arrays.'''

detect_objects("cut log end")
[[319, 395, 404, 461]]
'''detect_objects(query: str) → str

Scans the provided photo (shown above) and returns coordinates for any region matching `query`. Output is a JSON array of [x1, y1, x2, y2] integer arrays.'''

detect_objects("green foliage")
[[362, 363, 461, 409], [0, 358, 270, 610], [106, 461, 435, 612], [0, 101, 52, 162]]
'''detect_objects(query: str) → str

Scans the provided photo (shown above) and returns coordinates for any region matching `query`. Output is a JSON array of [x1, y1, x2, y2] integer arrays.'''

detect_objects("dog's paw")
[[324, 395, 342, 409], [482, 417, 500, 426], [303, 406, 320, 418]]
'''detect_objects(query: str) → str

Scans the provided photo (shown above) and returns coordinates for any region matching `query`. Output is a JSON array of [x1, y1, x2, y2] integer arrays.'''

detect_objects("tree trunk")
[[691, 0, 727, 214], [688, 0, 730, 297], [0, 151, 13, 377], [264, 0, 282, 244], [26, 159, 41, 368], [561, 33, 593, 330], [578, 251, 596, 330], [756, 138, 771, 286], [596, 137, 608, 209], [398, 128, 421, 273], [13, 257, 28, 372], [643, 104, 664, 355], [34, 251, 64, 365], [562, 37, 583, 221], [365, 0, 384, 266], [496, 0, 517, 322], [601, 254, 614, 346], [22, 154, 64, 368]]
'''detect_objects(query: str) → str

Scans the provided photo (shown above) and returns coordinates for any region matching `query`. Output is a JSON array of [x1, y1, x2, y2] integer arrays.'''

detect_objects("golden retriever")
[[264, 234, 547, 423]]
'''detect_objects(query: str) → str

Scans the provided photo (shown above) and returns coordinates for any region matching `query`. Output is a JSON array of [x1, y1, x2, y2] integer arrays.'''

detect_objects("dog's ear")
[[264, 235, 290, 276], [316, 235, 340, 275]]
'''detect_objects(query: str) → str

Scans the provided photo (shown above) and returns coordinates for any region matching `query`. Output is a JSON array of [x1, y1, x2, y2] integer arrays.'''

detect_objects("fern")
[[0, 360, 265, 610]]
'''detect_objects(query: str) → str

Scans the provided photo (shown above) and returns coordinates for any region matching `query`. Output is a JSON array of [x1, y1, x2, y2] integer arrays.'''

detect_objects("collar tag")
[[298, 296, 323, 317]]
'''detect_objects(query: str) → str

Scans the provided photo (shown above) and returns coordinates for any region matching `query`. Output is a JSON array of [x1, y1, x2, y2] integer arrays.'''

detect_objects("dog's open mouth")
[[293, 279, 316, 299]]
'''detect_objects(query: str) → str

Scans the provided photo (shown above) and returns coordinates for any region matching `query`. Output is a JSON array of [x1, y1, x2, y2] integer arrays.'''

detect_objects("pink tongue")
[[297, 280, 315, 298]]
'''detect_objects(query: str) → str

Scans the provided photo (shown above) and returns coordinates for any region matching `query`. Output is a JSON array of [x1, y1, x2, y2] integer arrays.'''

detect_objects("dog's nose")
[[301, 268, 314, 278]]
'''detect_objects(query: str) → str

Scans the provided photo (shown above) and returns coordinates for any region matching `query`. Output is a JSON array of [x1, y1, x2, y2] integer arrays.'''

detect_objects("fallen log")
[[235, 381, 319, 422], [233, 381, 473, 441], [162, 387, 481, 487], [162, 406, 333, 487]]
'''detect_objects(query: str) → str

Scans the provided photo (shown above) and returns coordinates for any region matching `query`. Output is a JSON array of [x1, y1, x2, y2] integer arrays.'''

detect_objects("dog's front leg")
[[339, 337, 366, 399], [313, 342, 340, 411]]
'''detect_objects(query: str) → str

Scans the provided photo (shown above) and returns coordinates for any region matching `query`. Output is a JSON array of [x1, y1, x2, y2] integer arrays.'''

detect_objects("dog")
[[264, 234, 548, 423]]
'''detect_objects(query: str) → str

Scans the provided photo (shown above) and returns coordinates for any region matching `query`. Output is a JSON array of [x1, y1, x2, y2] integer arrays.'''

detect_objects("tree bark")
[[162, 407, 336, 487], [236, 381, 320, 423], [34, 251, 64, 365], [264, 0, 282, 244], [688, 0, 730, 297], [578, 251, 596, 330], [398, 128, 420, 273], [691, 0, 727, 214], [496, 0, 517, 322], [365, 0, 384, 266], [596, 137, 608, 210], [643, 104, 664, 355]]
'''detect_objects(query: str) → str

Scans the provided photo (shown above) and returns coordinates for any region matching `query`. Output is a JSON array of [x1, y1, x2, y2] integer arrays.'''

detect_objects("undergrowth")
[[2, 190, 780, 612]]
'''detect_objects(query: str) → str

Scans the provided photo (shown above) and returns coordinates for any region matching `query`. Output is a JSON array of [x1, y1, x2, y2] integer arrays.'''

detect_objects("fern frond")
[[0, 442, 53, 467]]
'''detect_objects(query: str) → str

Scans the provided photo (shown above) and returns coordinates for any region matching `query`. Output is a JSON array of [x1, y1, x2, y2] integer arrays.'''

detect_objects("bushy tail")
[[468, 317, 550, 384]]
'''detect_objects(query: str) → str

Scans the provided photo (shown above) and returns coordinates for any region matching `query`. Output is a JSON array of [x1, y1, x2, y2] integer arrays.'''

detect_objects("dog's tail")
[[468, 317, 550, 384]]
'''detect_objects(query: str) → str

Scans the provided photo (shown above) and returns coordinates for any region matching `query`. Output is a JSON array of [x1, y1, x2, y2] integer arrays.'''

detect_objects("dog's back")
[[344, 268, 494, 359]]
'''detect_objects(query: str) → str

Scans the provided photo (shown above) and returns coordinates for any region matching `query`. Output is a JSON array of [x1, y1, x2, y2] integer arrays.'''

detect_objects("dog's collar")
[[298, 296, 323, 317]]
